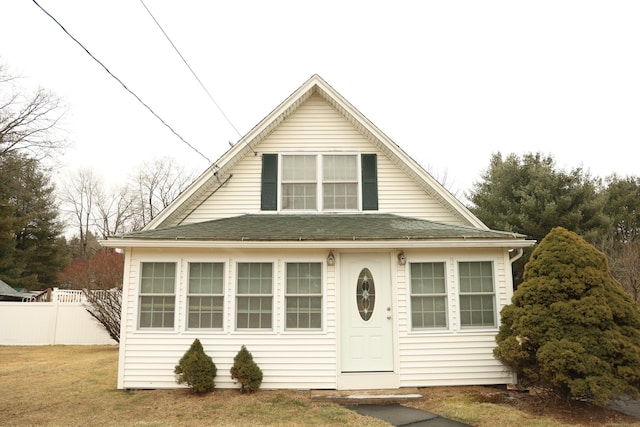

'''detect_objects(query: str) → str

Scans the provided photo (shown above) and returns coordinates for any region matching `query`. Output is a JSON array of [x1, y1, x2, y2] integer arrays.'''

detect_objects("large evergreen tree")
[[468, 152, 607, 286], [494, 227, 640, 406], [0, 153, 69, 289]]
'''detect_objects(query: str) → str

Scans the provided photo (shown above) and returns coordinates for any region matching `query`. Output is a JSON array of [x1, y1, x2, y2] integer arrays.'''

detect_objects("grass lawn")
[[1, 346, 639, 426]]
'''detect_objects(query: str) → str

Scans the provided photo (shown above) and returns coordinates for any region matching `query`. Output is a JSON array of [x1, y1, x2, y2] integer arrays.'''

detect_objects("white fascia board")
[[99, 238, 535, 250]]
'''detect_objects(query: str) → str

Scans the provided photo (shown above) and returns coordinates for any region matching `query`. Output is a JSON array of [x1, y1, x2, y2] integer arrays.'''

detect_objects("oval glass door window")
[[356, 268, 375, 321]]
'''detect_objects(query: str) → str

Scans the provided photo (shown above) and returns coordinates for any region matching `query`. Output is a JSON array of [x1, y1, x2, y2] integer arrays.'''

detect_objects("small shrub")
[[230, 345, 263, 393], [174, 339, 217, 393]]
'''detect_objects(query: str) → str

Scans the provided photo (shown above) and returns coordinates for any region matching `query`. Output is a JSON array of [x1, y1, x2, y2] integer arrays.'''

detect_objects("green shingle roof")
[[112, 214, 526, 242]]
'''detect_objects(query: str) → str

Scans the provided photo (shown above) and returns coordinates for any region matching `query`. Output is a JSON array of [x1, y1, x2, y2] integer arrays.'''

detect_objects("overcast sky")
[[2, 1, 639, 201]]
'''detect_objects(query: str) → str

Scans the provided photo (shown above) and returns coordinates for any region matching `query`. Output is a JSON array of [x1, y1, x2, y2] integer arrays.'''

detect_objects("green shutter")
[[361, 154, 378, 210], [261, 154, 278, 211]]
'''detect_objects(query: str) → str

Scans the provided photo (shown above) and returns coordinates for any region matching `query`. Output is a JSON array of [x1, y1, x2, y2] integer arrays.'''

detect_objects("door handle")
[[387, 306, 392, 320]]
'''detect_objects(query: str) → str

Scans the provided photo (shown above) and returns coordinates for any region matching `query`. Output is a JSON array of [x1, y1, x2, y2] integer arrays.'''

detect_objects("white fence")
[[0, 289, 117, 346]]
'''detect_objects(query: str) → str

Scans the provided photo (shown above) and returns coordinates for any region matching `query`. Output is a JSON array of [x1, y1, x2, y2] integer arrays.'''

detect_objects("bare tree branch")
[[0, 63, 67, 160]]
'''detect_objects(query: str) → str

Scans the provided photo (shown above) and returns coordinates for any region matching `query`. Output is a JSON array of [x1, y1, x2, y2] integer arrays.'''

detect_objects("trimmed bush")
[[494, 227, 640, 406], [230, 345, 263, 393], [174, 339, 217, 393]]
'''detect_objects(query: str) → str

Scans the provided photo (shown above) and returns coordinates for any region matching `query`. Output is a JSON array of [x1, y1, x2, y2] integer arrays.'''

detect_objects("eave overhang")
[[100, 237, 535, 250]]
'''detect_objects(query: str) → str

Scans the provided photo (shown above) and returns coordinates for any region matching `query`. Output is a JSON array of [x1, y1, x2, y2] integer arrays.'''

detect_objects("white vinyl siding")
[[397, 249, 514, 388], [118, 248, 338, 390], [179, 93, 469, 226], [118, 247, 516, 390]]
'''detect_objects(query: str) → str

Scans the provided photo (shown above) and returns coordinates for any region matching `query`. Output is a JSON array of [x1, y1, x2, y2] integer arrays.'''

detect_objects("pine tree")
[[174, 339, 217, 393], [494, 227, 640, 405], [230, 345, 263, 394]]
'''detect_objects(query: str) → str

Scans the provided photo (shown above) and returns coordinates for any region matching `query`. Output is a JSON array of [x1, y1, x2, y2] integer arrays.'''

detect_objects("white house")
[[102, 74, 535, 391]]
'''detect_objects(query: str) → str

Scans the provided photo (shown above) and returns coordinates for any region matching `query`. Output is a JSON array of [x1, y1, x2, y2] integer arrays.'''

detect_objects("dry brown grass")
[[0, 346, 386, 427], [1, 346, 640, 426]]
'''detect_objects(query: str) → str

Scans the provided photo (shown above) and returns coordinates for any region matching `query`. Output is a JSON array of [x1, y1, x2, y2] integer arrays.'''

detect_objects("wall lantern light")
[[327, 250, 336, 266], [397, 250, 406, 266]]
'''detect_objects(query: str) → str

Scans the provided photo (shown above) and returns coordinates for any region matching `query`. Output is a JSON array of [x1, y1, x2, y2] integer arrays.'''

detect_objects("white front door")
[[340, 253, 394, 372]]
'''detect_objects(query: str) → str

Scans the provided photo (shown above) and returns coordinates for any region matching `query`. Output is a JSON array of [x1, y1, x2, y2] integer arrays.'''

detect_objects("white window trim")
[[405, 257, 452, 334], [232, 259, 277, 333], [280, 257, 328, 334], [408, 259, 450, 332], [185, 261, 226, 332], [455, 258, 499, 332], [136, 259, 180, 333], [278, 152, 361, 213]]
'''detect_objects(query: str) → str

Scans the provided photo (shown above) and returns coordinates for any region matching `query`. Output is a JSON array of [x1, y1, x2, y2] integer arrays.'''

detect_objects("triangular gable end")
[[145, 74, 487, 231]]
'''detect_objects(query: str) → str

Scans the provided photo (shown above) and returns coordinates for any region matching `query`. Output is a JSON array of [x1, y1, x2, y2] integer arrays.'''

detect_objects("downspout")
[[509, 248, 523, 264]]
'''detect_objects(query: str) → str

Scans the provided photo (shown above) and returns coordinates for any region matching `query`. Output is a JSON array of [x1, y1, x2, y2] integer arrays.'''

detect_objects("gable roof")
[[144, 74, 487, 231], [104, 213, 533, 249]]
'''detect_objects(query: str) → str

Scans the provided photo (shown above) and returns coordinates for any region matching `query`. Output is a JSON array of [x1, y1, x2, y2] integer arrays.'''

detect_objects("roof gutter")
[[100, 238, 536, 250]]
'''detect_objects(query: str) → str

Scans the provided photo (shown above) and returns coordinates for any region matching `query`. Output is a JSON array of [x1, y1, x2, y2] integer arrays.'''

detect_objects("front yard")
[[0, 346, 638, 426]]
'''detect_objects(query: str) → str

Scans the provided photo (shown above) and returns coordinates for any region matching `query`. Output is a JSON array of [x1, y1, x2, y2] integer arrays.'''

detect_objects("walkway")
[[311, 388, 471, 426]]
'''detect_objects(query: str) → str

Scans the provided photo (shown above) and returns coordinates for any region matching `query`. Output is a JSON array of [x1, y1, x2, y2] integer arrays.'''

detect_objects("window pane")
[[237, 263, 272, 294], [139, 263, 176, 329], [189, 262, 224, 294], [188, 296, 224, 329], [139, 296, 174, 328], [459, 261, 493, 293], [285, 262, 322, 330], [323, 183, 358, 209], [323, 155, 357, 181], [140, 262, 175, 294], [410, 262, 447, 329], [411, 262, 446, 294], [237, 296, 272, 329], [323, 155, 357, 210], [282, 155, 316, 181], [458, 262, 495, 328], [236, 263, 273, 330], [282, 183, 317, 210], [286, 263, 322, 294], [286, 296, 322, 329], [411, 296, 447, 328], [459, 295, 495, 327]]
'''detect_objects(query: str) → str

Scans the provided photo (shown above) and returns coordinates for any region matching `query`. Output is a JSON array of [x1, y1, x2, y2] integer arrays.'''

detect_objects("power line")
[[139, 0, 244, 140], [32, 0, 212, 164]]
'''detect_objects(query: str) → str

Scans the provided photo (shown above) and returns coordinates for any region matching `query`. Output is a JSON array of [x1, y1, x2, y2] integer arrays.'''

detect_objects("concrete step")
[[310, 388, 423, 405]]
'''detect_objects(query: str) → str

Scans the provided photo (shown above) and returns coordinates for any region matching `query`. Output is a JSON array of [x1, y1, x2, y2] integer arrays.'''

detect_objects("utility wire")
[[32, 0, 212, 164], [139, 0, 244, 141]]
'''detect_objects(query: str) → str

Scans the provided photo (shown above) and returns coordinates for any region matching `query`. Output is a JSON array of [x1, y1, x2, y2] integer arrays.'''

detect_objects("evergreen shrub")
[[494, 227, 640, 406], [174, 338, 217, 393], [230, 345, 263, 393]]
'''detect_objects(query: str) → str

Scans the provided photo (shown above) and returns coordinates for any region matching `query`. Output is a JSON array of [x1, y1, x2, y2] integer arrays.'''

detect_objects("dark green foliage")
[[174, 339, 217, 393], [603, 174, 640, 245], [494, 227, 640, 406], [0, 153, 70, 289], [467, 152, 607, 286], [230, 345, 263, 394]]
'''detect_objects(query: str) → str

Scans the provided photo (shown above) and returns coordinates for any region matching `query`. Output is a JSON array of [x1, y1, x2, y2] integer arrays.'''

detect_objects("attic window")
[[260, 153, 377, 212]]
